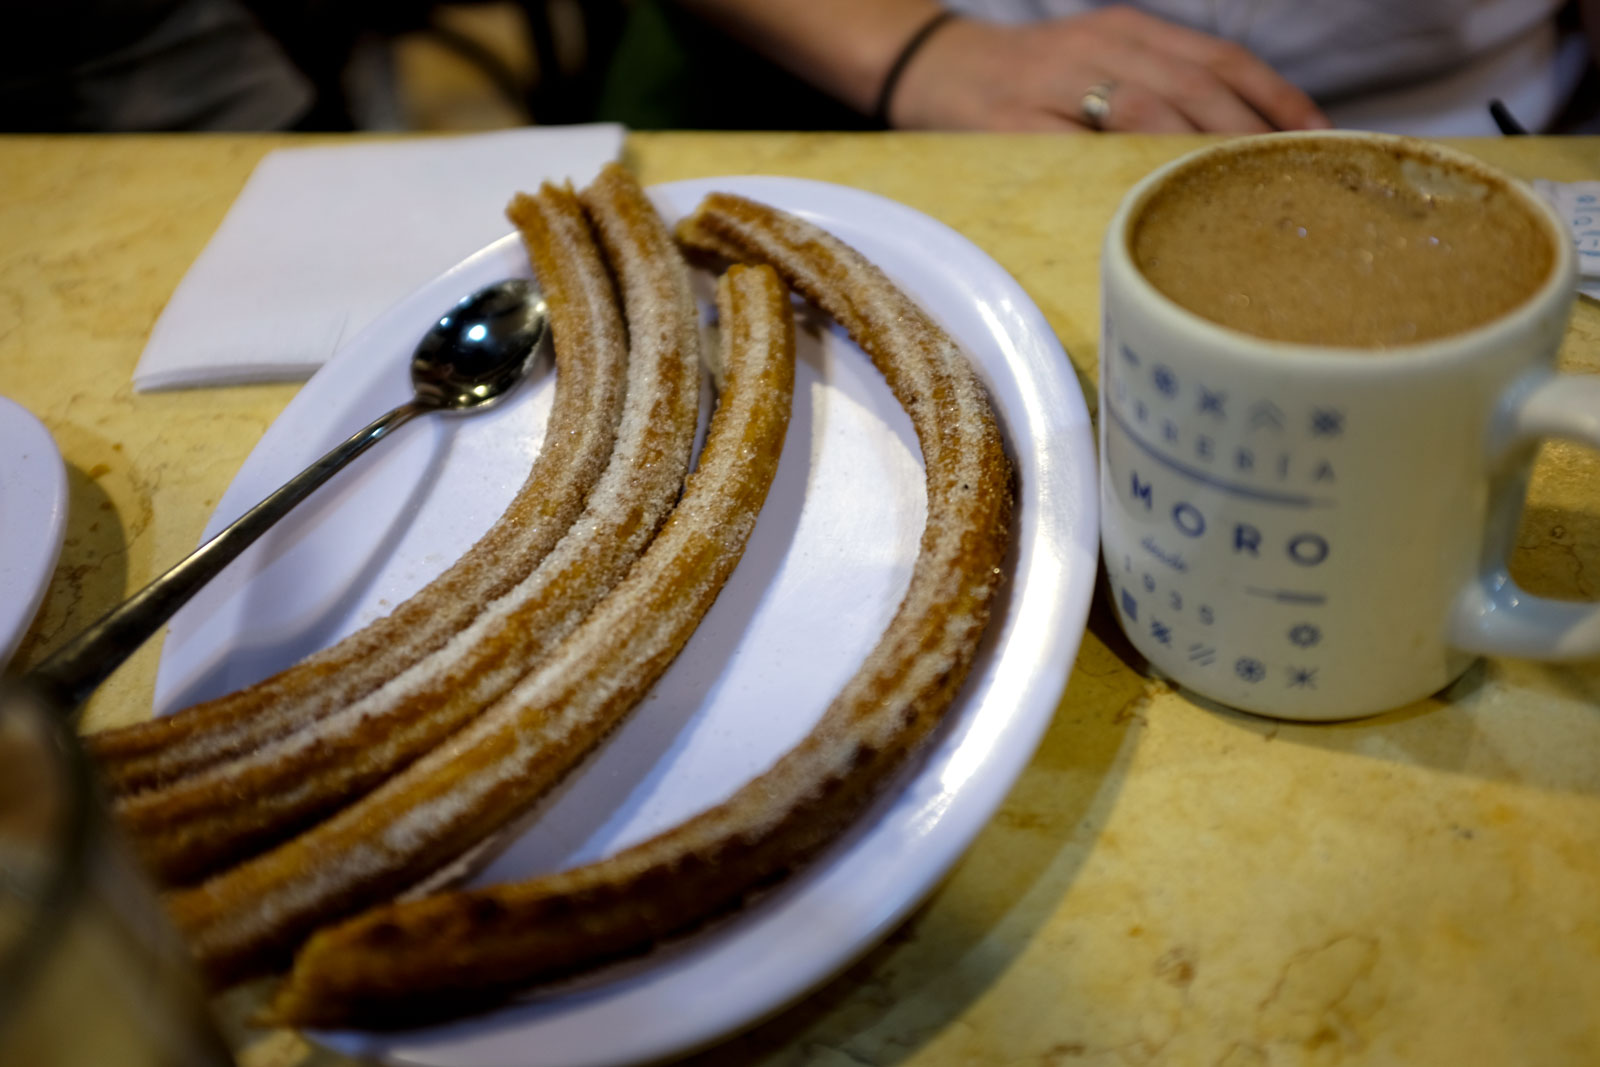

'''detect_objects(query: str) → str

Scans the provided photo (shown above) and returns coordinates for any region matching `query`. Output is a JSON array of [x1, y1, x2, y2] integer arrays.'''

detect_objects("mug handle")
[[1451, 372, 1600, 659]]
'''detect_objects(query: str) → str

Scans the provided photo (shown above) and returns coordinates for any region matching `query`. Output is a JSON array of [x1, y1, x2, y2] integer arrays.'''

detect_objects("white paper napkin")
[[1532, 179, 1600, 301], [133, 124, 624, 391]]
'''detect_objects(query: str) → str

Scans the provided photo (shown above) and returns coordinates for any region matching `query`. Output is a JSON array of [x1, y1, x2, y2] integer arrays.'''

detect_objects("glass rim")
[[0, 677, 93, 1037]]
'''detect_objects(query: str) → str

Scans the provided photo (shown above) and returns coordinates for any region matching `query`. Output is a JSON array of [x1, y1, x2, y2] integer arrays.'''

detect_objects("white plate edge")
[[153, 177, 1100, 1066]]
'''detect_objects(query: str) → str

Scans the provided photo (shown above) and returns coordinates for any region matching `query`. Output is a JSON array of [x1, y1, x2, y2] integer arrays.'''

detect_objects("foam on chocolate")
[[1130, 138, 1554, 348]]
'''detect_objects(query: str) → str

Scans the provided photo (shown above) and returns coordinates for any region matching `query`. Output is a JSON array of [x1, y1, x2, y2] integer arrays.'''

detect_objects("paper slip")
[[133, 125, 624, 391], [1532, 179, 1600, 300]]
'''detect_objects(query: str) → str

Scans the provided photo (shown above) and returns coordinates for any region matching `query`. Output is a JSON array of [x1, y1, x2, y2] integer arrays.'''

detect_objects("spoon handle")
[[28, 399, 433, 712]]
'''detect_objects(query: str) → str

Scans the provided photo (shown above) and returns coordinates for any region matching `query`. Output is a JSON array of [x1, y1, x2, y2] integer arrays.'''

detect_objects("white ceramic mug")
[[1099, 132, 1600, 720]]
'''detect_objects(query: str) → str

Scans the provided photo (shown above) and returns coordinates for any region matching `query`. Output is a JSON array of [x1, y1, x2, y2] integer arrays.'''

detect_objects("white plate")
[[0, 396, 68, 670], [154, 178, 1098, 1067]]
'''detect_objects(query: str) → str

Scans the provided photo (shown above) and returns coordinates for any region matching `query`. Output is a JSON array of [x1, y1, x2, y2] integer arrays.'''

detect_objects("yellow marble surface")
[[2, 133, 1598, 1066]]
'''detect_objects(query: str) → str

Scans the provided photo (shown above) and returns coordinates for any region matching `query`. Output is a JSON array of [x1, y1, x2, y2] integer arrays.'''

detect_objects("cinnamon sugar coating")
[[266, 195, 1013, 1028], [88, 184, 628, 799], [165, 165, 704, 982]]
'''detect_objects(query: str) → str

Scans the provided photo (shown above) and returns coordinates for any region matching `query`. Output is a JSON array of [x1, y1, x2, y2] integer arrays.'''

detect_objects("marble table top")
[[2, 132, 1597, 1066]]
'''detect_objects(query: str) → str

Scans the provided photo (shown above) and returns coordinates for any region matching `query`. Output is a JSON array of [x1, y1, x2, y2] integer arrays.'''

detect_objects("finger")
[[1193, 42, 1330, 129], [1081, 81, 1200, 133], [978, 105, 1099, 132], [1005, 111, 1097, 132], [1101, 44, 1273, 133], [1103, 10, 1331, 130]]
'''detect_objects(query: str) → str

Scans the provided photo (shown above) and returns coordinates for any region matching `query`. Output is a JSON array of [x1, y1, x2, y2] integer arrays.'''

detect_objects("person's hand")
[[889, 6, 1330, 132]]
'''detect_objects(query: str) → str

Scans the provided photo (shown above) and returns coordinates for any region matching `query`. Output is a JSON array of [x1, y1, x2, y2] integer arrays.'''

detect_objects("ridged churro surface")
[[164, 165, 706, 985], [266, 195, 1013, 1028], [111, 174, 704, 887], [88, 185, 628, 798]]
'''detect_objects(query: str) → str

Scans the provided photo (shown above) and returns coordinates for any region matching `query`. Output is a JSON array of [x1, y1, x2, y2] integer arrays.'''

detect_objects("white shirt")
[[942, 0, 1586, 134]]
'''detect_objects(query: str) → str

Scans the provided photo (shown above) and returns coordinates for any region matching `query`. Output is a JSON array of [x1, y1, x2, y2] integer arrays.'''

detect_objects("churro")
[[88, 185, 628, 798], [115, 169, 703, 887], [165, 166, 720, 984], [265, 194, 1013, 1028]]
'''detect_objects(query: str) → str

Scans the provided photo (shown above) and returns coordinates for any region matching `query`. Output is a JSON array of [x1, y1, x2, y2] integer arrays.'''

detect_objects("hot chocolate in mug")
[[1099, 131, 1600, 720]]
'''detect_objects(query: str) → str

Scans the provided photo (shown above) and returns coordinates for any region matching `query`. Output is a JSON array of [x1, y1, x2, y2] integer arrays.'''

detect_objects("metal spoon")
[[27, 278, 549, 711]]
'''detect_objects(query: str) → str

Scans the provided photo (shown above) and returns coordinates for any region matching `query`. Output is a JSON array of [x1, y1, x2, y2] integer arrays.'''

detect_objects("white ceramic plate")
[[154, 178, 1098, 1067], [0, 396, 68, 670]]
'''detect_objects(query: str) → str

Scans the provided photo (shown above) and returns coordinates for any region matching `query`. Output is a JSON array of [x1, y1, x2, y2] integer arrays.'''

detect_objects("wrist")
[[873, 10, 962, 126], [886, 17, 1010, 129], [831, 1, 952, 114], [684, 0, 949, 117]]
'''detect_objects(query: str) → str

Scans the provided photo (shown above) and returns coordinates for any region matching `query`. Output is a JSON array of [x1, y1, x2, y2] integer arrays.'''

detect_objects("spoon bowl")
[[413, 279, 548, 412], [26, 278, 550, 710]]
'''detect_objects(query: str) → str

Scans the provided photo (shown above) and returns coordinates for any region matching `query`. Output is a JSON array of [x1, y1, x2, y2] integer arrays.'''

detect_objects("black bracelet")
[[873, 10, 959, 127]]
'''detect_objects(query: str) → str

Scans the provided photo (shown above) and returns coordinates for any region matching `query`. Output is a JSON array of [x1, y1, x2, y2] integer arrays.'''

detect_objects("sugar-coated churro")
[[264, 195, 1012, 1029], [165, 166, 719, 985], [114, 169, 704, 887], [88, 184, 628, 798]]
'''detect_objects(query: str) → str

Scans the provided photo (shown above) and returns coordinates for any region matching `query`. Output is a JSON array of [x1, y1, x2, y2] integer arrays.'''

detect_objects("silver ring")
[[1080, 81, 1115, 130]]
